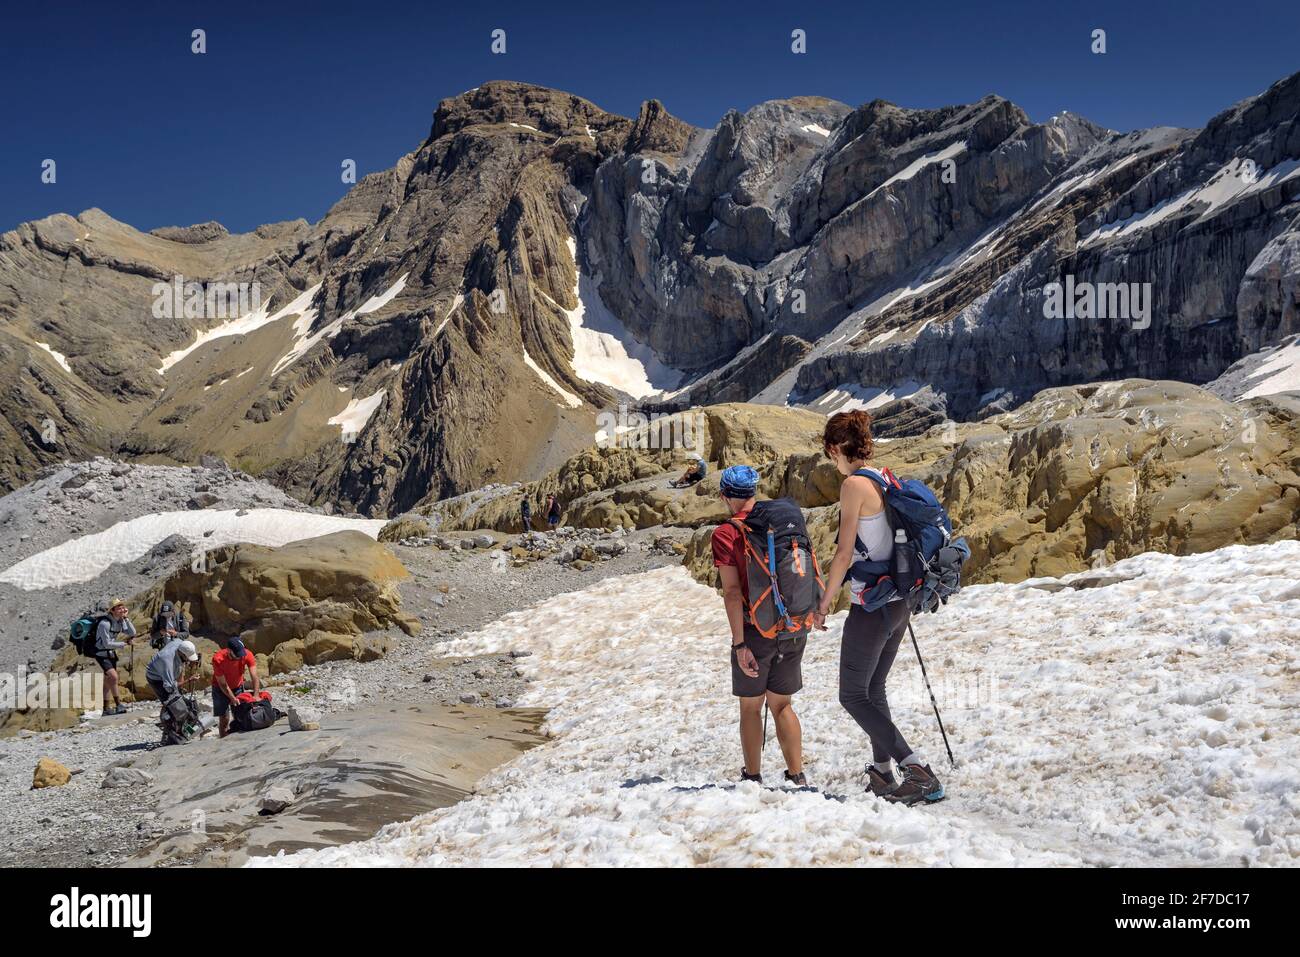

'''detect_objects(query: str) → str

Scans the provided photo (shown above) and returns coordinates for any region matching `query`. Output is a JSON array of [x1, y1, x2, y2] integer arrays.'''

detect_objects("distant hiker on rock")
[[520, 497, 532, 532], [212, 637, 260, 738], [95, 599, 137, 715], [149, 600, 188, 650], [670, 455, 707, 488], [546, 494, 562, 530], [145, 635, 199, 710], [814, 410, 945, 806], [712, 464, 819, 787]]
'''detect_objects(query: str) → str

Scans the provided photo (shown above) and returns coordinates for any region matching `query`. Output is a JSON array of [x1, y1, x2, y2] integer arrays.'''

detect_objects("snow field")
[[0, 509, 387, 590], [257, 541, 1300, 867]]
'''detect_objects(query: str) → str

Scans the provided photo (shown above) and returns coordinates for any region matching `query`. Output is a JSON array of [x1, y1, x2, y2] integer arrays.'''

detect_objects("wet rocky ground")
[[0, 522, 692, 866]]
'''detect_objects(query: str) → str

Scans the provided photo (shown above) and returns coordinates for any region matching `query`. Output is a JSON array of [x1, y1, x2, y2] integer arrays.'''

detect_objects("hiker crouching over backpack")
[[95, 599, 137, 715], [211, 638, 260, 737], [145, 636, 199, 708], [814, 410, 944, 806], [711, 464, 822, 786]]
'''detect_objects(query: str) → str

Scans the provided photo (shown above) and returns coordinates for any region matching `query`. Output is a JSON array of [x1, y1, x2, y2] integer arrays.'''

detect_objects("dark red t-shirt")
[[711, 507, 752, 596]]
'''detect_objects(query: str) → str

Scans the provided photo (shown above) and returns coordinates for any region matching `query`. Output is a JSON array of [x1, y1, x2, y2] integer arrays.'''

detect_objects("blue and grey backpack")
[[849, 467, 970, 614]]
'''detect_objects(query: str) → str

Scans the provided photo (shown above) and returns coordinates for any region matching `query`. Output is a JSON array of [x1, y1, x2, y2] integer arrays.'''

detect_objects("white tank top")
[[850, 469, 893, 601]]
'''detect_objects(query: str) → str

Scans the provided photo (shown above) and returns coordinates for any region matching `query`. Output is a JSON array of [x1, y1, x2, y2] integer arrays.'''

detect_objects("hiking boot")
[[866, 764, 899, 797], [783, 770, 808, 787], [740, 769, 763, 784], [107, 704, 127, 716], [884, 763, 945, 806]]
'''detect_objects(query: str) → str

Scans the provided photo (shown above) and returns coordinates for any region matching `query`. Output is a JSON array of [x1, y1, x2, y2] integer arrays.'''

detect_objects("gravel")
[[0, 483, 694, 866]]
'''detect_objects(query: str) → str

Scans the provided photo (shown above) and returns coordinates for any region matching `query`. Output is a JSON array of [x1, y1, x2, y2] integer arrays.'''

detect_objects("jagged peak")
[[428, 80, 629, 142], [624, 99, 697, 156]]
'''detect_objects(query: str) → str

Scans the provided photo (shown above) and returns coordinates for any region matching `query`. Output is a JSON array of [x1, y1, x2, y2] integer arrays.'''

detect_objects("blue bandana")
[[719, 464, 759, 498]]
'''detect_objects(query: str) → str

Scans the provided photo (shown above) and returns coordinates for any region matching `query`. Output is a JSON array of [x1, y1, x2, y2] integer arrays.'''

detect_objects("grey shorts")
[[731, 626, 808, 697]]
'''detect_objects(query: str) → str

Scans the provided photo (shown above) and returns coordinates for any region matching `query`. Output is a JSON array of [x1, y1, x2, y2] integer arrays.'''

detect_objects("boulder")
[[259, 784, 296, 814], [303, 630, 355, 665], [269, 639, 306, 675], [102, 767, 154, 789], [379, 514, 431, 543], [287, 705, 321, 732], [32, 757, 71, 789], [140, 531, 416, 653]]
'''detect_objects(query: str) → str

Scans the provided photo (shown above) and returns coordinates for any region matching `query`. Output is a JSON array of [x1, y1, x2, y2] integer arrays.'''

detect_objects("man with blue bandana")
[[710, 464, 808, 786]]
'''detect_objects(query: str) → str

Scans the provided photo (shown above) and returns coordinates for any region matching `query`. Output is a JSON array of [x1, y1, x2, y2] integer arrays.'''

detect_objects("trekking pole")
[[907, 623, 955, 768]]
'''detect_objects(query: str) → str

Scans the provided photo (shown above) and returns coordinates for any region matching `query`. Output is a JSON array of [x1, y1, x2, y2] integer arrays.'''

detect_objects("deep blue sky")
[[2, 0, 1296, 235]]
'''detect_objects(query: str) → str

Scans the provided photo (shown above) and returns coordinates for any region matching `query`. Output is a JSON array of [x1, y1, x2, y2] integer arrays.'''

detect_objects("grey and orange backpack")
[[728, 498, 825, 639]]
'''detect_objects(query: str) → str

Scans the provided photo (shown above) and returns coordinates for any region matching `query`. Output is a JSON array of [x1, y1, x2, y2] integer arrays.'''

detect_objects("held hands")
[[812, 599, 832, 631], [734, 643, 759, 678]]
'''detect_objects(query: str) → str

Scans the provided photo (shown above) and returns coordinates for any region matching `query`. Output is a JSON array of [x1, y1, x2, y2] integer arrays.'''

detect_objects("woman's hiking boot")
[[740, 769, 763, 784], [783, 770, 808, 787], [866, 764, 899, 797], [884, 763, 945, 805]]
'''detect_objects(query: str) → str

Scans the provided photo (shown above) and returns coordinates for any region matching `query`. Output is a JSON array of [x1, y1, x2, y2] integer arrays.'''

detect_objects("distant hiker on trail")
[[520, 497, 532, 532], [546, 494, 561, 529], [712, 464, 819, 787], [212, 637, 260, 738], [145, 635, 199, 709], [814, 410, 945, 806], [149, 600, 188, 649], [670, 455, 707, 488], [95, 599, 137, 715]]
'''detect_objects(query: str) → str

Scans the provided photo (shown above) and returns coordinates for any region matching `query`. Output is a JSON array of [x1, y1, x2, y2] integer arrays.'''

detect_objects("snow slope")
[[0, 509, 386, 590], [159, 283, 322, 374], [256, 541, 1300, 867], [523, 349, 583, 408], [1242, 337, 1300, 399], [328, 388, 386, 437], [543, 238, 682, 399], [36, 342, 73, 374]]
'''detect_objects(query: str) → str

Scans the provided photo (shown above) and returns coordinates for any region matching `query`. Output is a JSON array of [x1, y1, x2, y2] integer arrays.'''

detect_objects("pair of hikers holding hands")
[[711, 409, 965, 806]]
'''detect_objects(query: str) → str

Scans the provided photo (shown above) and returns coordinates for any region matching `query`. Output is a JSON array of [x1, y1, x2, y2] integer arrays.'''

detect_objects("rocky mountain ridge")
[[2, 74, 1298, 516]]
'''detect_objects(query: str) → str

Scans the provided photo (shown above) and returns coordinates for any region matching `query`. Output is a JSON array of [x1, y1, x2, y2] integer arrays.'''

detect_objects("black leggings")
[[839, 601, 913, 764]]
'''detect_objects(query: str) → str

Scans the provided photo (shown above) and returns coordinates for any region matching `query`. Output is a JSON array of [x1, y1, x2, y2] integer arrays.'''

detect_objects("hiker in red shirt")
[[212, 637, 260, 737], [710, 464, 807, 786]]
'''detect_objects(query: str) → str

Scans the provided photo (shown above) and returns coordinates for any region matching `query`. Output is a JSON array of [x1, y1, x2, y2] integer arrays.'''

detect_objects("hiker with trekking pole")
[[812, 410, 968, 806]]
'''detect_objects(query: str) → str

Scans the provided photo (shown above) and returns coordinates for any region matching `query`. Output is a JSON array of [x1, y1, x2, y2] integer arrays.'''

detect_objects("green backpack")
[[69, 615, 109, 657]]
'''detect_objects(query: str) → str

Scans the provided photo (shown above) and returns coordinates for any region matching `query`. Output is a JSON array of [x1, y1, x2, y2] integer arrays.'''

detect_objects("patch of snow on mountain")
[[159, 283, 322, 374], [328, 388, 385, 437], [1242, 337, 1300, 399], [0, 509, 386, 590], [35, 342, 73, 374], [255, 541, 1300, 867], [810, 379, 926, 414], [1085, 158, 1300, 246], [546, 237, 682, 399], [801, 123, 831, 137], [866, 140, 967, 201], [271, 275, 406, 377], [433, 293, 465, 338], [523, 349, 582, 408]]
